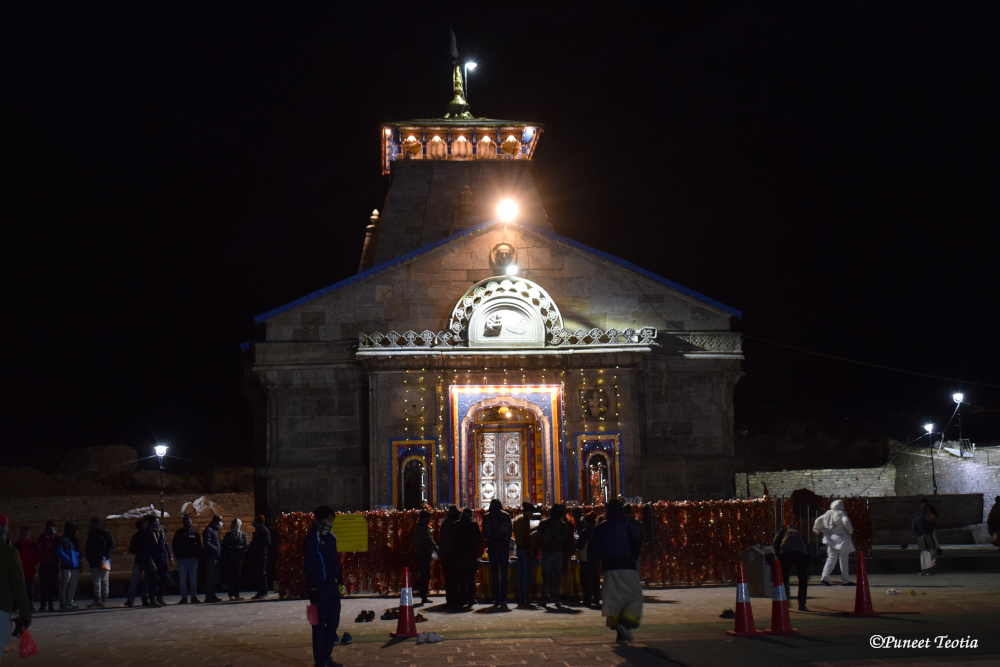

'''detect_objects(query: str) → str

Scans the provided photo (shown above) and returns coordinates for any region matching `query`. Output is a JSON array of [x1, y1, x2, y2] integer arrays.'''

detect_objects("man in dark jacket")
[[202, 515, 223, 602], [143, 515, 173, 608], [413, 509, 438, 605], [1, 514, 32, 654], [773, 524, 810, 611], [483, 499, 512, 609], [592, 499, 643, 643], [85, 517, 115, 608], [452, 507, 482, 608], [173, 514, 202, 604], [536, 505, 568, 608], [512, 502, 536, 608], [438, 505, 461, 607], [124, 519, 147, 607], [56, 521, 81, 610], [249, 515, 271, 600], [304, 506, 346, 667], [35, 521, 61, 611], [577, 511, 599, 607], [223, 518, 249, 600]]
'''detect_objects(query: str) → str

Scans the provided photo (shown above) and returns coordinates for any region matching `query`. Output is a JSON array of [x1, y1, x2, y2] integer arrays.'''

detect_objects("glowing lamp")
[[154, 445, 168, 457], [505, 264, 519, 276], [465, 62, 477, 70], [497, 199, 518, 222], [923, 424, 933, 433], [953, 393, 964, 403]]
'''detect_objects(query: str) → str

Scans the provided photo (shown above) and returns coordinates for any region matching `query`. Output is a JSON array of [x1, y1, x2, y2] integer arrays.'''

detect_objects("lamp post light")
[[923, 424, 937, 495], [464, 62, 477, 103], [953, 393, 964, 456], [496, 198, 518, 223], [154, 445, 168, 518]]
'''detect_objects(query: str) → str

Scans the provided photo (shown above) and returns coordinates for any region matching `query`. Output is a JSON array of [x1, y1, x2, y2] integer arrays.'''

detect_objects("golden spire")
[[445, 65, 473, 119]]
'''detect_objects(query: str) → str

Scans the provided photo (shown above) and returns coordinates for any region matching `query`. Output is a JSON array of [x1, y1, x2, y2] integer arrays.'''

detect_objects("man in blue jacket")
[[304, 506, 347, 667], [591, 499, 643, 643]]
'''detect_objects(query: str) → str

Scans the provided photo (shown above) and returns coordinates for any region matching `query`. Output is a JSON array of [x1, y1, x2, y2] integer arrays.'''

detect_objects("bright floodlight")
[[923, 424, 934, 433], [497, 199, 518, 222], [505, 264, 518, 276], [154, 445, 168, 457], [953, 393, 964, 403], [465, 62, 477, 70]]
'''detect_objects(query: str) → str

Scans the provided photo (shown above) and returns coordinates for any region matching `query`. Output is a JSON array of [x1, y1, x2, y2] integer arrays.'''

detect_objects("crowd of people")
[[301, 498, 645, 667], [4, 513, 272, 612]]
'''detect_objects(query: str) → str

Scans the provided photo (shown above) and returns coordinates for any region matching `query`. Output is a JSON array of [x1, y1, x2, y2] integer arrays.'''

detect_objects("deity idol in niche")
[[584, 389, 608, 418]]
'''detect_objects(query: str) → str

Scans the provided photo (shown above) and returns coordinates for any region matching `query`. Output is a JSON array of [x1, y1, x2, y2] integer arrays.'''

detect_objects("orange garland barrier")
[[275, 498, 872, 599]]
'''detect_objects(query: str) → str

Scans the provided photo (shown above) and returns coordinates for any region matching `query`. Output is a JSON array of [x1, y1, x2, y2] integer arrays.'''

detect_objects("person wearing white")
[[813, 499, 855, 586]]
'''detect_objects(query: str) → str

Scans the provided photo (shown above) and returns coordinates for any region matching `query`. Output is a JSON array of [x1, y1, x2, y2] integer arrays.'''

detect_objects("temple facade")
[[245, 70, 744, 515]]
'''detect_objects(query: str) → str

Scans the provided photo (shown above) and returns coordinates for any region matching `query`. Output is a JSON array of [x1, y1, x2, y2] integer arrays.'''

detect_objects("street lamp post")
[[923, 425, 937, 495], [953, 393, 964, 456], [154, 445, 168, 518], [464, 62, 477, 103]]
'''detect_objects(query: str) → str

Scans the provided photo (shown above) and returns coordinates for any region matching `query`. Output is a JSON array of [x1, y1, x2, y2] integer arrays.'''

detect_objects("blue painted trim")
[[253, 220, 741, 324]]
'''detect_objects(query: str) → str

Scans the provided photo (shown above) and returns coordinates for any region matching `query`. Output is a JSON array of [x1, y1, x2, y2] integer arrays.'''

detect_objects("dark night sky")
[[3, 2, 998, 471]]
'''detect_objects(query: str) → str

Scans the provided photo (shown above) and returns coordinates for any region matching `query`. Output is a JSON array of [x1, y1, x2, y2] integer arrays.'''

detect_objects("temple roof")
[[252, 219, 742, 325]]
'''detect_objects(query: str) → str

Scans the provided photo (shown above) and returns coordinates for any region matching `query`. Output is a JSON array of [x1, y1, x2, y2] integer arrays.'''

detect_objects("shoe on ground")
[[821, 580, 832, 586], [191, 597, 201, 603], [156, 597, 166, 606], [417, 633, 427, 644], [233, 595, 245, 601], [428, 633, 444, 643], [124, 601, 135, 607], [87, 600, 100, 609], [141, 599, 150, 607], [365, 610, 374, 621], [148, 600, 162, 608], [615, 623, 634, 642], [843, 582, 856, 586], [499, 603, 510, 611], [332, 634, 340, 647], [179, 598, 188, 604], [355, 612, 367, 623], [341, 632, 352, 645], [799, 605, 810, 612]]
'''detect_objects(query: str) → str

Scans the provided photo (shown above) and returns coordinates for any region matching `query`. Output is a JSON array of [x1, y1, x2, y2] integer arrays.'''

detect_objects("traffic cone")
[[849, 553, 879, 617], [390, 567, 418, 639], [764, 559, 798, 635], [725, 561, 764, 637]]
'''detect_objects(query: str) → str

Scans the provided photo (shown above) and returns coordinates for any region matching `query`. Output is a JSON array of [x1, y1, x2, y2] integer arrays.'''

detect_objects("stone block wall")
[[1, 492, 255, 568], [893, 451, 1000, 522], [735, 466, 896, 499]]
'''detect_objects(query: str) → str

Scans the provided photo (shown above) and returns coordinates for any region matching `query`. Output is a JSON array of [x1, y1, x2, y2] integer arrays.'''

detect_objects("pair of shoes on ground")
[[332, 632, 352, 646], [229, 595, 245, 601], [492, 602, 511, 611], [416, 632, 444, 644], [415, 613, 427, 623], [380, 608, 399, 621], [251, 593, 269, 600], [87, 600, 104, 609], [354, 610, 375, 622]]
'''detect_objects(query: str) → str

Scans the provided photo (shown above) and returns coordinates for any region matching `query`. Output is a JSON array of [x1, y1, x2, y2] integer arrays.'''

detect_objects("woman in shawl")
[[912, 499, 939, 575], [812, 499, 855, 586]]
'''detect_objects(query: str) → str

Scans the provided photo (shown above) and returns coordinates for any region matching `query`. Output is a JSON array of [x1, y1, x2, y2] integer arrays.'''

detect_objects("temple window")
[[478, 135, 495, 160], [453, 135, 472, 159], [428, 136, 446, 159]]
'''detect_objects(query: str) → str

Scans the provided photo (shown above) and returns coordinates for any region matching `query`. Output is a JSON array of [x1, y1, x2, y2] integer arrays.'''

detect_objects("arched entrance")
[[401, 457, 427, 509], [584, 452, 611, 505], [469, 404, 537, 508]]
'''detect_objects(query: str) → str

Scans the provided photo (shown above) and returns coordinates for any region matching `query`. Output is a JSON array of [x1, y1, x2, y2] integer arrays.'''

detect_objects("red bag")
[[306, 604, 318, 626], [20, 629, 37, 658]]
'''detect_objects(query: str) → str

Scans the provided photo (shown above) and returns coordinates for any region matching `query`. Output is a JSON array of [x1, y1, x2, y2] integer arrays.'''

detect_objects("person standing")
[[412, 509, 438, 605], [813, 499, 854, 585], [202, 515, 224, 602], [35, 521, 60, 612], [304, 506, 346, 667], [14, 528, 39, 612], [84, 517, 115, 608], [223, 518, 249, 600], [453, 507, 481, 608], [143, 515, 173, 607], [55, 521, 81, 610], [482, 499, 512, 609], [512, 502, 536, 608], [912, 499, 939, 575], [577, 512, 599, 608], [592, 499, 643, 643], [172, 514, 202, 604], [438, 505, 461, 608], [773, 523, 810, 611], [124, 519, 148, 607], [988, 496, 1000, 549], [249, 515, 271, 600], [536, 504, 568, 609], [1, 514, 32, 664]]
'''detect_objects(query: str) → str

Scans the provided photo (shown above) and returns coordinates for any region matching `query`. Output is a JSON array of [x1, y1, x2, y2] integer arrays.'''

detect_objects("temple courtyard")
[[7, 572, 1000, 667]]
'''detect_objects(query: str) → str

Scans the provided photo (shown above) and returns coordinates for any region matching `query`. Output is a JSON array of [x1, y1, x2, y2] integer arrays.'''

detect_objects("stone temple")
[[244, 69, 744, 515]]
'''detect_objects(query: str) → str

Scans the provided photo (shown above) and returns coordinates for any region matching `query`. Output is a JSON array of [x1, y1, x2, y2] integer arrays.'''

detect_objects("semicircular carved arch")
[[448, 277, 563, 346]]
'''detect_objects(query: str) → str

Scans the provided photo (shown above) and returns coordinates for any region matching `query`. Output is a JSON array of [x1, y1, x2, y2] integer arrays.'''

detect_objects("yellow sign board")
[[332, 514, 368, 552]]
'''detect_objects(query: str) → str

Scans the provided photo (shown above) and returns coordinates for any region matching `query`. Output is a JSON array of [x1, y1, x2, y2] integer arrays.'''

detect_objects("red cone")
[[390, 567, 418, 638], [764, 559, 798, 636], [726, 561, 765, 637], [849, 553, 878, 617]]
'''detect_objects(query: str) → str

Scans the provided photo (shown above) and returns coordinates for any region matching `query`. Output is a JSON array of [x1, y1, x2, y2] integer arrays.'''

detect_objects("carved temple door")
[[476, 430, 524, 508]]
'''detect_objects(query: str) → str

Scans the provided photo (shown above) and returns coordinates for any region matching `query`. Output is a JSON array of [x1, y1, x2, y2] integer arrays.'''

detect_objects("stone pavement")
[[5, 573, 999, 667]]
